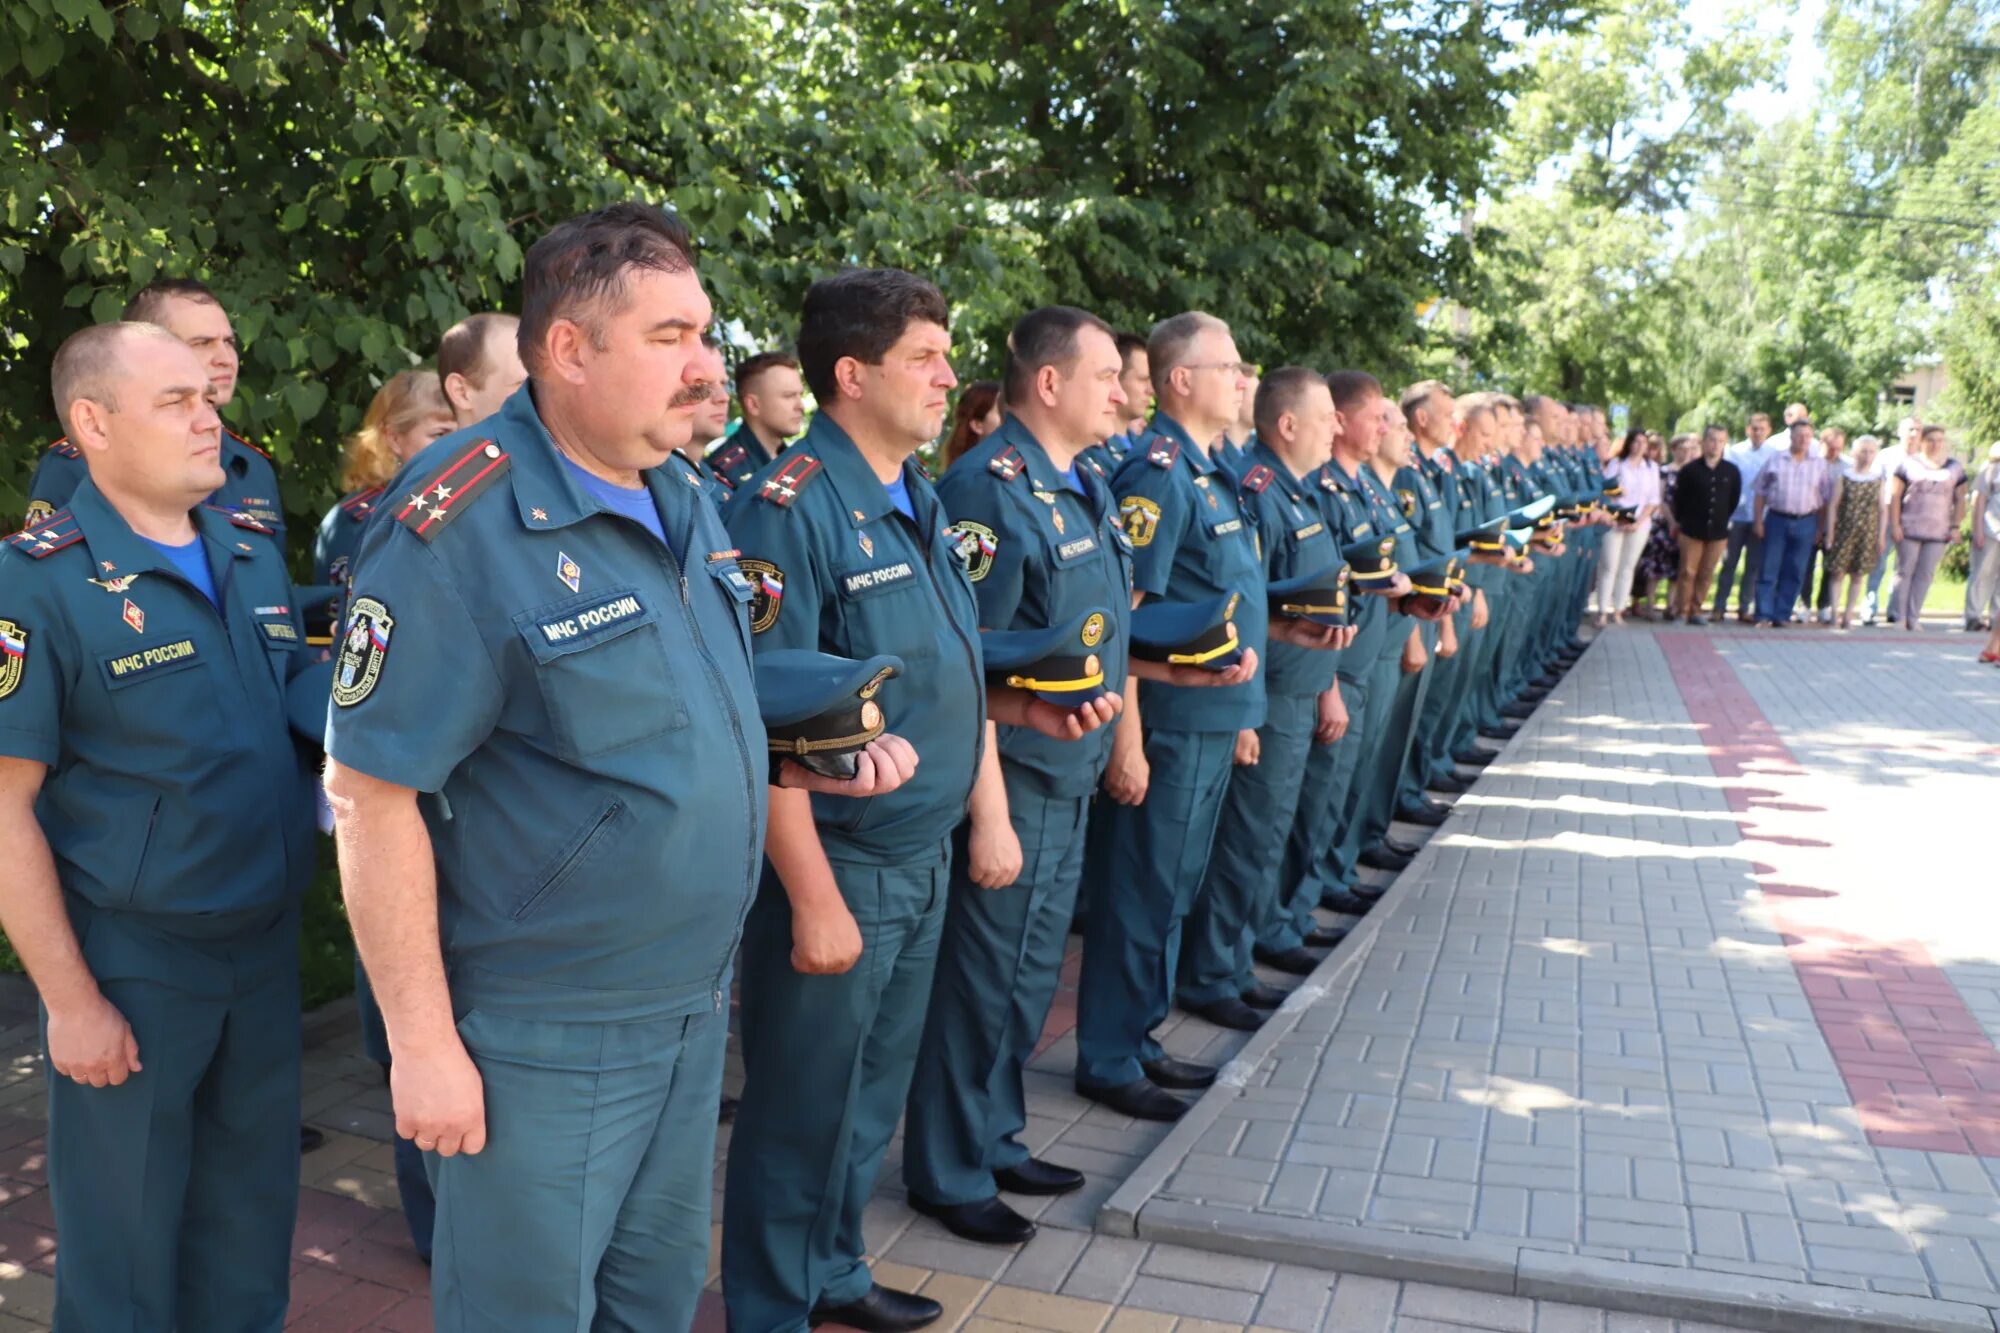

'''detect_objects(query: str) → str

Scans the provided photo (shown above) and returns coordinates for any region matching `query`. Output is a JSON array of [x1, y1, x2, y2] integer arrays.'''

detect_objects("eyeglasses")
[[1184, 361, 1258, 377]]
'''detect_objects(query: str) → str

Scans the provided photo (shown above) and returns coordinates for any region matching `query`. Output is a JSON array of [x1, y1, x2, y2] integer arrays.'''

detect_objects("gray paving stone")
[[1058, 1234, 1150, 1301], [1120, 1275, 1259, 1323], [1249, 1264, 1337, 1332], [1137, 1245, 1272, 1292], [1397, 1285, 1536, 1331]]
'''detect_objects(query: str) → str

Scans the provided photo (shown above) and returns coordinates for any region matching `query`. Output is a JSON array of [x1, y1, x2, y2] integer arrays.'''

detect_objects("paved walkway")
[[2, 622, 1989, 1330], [1105, 625, 2000, 1332]]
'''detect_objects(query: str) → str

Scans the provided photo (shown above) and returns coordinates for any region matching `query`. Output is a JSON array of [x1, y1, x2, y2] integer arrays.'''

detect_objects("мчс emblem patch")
[[739, 558, 784, 634], [946, 521, 998, 583], [0, 620, 26, 700], [1119, 496, 1162, 548], [332, 597, 394, 707]]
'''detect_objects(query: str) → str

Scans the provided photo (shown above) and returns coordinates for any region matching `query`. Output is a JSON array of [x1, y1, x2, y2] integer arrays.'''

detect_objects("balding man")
[[437, 311, 529, 428], [0, 321, 317, 1329], [24, 278, 287, 538]]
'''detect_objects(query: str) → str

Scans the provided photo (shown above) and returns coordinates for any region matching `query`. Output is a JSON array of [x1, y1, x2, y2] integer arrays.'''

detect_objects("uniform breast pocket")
[[1203, 516, 1259, 583], [515, 587, 688, 760], [832, 558, 940, 664], [93, 638, 228, 768]]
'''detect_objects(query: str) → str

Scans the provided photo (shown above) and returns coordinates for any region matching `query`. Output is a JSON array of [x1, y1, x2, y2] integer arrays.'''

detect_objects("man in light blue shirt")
[[1712, 411, 1777, 621]]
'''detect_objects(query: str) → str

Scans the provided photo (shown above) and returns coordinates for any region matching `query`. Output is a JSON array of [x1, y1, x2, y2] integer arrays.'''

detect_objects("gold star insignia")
[[531, 508, 548, 522], [100, 561, 115, 572]]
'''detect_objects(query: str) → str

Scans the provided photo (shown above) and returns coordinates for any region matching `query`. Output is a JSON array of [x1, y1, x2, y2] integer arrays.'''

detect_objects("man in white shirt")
[[1864, 416, 1920, 623], [1712, 411, 1777, 622], [1968, 442, 2000, 632]]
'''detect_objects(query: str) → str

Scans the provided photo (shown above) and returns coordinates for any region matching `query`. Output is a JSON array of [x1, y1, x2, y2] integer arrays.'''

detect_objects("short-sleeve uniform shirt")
[[937, 416, 1133, 798], [324, 386, 768, 1024], [0, 482, 314, 922], [725, 414, 986, 863]]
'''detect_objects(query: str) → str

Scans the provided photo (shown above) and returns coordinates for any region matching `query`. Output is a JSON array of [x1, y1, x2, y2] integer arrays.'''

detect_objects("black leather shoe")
[[1532, 673, 1562, 689], [301, 1125, 326, 1154], [1252, 943, 1322, 975], [1303, 925, 1349, 948], [718, 1094, 739, 1124], [1478, 724, 1518, 740], [1142, 1056, 1218, 1090], [1350, 882, 1386, 903], [1358, 846, 1411, 872], [1429, 772, 1471, 794], [1241, 982, 1289, 1010], [1184, 996, 1265, 1031], [1501, 702, 1536, 720], [811, 1283, 944, 1332], [1079, 1077, 1193, 1120], [995, 1158, 1085, 1196], [1320, 889, 1374, 914], [1394, 804, 1448, 828], [908, 1194, 1037, 1245], [1382, 835, 1424, 856], [1455, 748, 1497, 767]]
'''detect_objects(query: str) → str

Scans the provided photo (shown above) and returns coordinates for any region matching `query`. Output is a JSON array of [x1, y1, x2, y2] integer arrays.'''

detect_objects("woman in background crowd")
[[1805, 426, 1848, 624], [942, 379, 1003, 468], [1631, 433, 1690, 619], [1887, 425, 1968, 631], [1596, 428, 1660, 628], [1823, 434, 1888, 630]]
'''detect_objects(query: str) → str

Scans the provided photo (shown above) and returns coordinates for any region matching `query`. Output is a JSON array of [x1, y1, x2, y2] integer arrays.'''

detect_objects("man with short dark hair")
[[325, 204, 910, 1331], [666, 334, 737, 506], [1752, 417, 1834, 626], [1, 321, 315, 1330], [1671, 425, 1742, 624], [722, 268, 997, 1333], [1714, 411, 1778, 621], [1114, 331, 1152, 440], [25, 277, 286, 536], [708, 350, 807, 486], [436, 312, 527, 427]]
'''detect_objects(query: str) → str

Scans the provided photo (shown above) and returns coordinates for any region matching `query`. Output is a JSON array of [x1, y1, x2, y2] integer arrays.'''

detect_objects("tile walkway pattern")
[[1105, 627, 2000, 1331]]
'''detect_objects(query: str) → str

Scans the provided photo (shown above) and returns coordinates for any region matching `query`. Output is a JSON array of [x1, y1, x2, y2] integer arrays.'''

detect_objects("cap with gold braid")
[[1267, 563, 1351, 628], [1403, 553, 1466, 616], [981, 608, 1114, 706], [754, 649, 904, 779], [1456, 515, 1509, 556], [1129, 593, 1245, 670], [1338, 534, 1401, 591]]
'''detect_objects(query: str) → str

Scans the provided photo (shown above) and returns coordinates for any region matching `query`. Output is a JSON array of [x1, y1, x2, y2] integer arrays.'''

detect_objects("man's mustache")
[[671, 383, 719, 408]]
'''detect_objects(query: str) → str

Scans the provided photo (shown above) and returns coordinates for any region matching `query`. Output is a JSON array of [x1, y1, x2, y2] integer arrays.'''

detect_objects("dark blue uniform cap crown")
[[1339, 533, 1402, 590], [1457, 515, 1509, 553], [1267, 563, 1351, 628], [1129, 593, 1244, 670], [1503, 495, 1557, 528], [289, 658, 335, 744], [755, 649, 903, 778], [1405, 553, 1466, 610], [981, 608, 1115, 706]]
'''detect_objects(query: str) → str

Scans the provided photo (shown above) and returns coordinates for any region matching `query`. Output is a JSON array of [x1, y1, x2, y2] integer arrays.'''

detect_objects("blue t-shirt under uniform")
[[561, 455, 673, 556], [143, 535, 220, 611], [885, 472, 917, 521]]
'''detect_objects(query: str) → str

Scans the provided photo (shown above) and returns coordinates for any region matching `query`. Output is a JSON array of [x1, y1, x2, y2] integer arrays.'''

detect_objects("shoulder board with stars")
[[711, 440, 750, 476], [338, 486, 385, 519], [1241, 464, 1276, 494], [43, 436, 81, 460], [224, 427, 274, 462], [756, 453, 822, 508], [987, 446, 1026, 482], [393, 440, 511, 543], [1145, 438, 1180, 470], [206, 504, 275, 536], [5, 511, 81, 558]]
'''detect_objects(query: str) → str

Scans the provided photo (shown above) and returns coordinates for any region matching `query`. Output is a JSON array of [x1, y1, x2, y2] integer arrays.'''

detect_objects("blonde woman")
[[312, 369, 455, 595]]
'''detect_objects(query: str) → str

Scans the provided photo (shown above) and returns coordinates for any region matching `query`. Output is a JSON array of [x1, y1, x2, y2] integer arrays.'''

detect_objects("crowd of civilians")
[[1591, 405, 2000, 663]]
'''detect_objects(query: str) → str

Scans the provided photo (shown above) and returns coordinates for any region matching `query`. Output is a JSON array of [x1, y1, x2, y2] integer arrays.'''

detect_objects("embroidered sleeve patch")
[[332, 597, 394, 707], [0, 620, 26, 700], [1119, 496, 1162, 548], [740, 558, 785, 633], [946, 521, 998, 582]]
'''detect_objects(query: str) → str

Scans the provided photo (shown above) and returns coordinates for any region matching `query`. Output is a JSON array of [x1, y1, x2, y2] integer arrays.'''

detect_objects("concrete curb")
[[1098, 636, 1572, 1239]]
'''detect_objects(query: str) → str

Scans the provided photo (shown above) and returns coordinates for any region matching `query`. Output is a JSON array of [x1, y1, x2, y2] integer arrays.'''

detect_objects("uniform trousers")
[[725, 853, 948, 1333], [905, 774, 1090, 1206], [1075, 728, 1235, 1089], [1266, 677, 1367, 949], [48, 903, 299, 1333]]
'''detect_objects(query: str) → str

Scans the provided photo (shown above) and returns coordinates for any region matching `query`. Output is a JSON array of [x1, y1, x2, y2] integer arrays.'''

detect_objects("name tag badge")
[[1209, 519, 1243, 537], [1056, 535, 1100, 561], [841, 561, 916, 596], [535, 592, 647, 647], [259, 620, 300, 643], [1294, 522, 1324, 541], [104, 638, 199, 681]]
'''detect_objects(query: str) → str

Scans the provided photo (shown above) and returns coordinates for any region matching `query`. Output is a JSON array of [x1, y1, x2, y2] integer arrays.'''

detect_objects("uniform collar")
[[1248, 437, 1311, 496], [1146, 411, 1223, 477], [802, 413, 920, 529], [496, 384, 687, 533], [989, 416, 1068, 494], [68, 477, 257, 581]]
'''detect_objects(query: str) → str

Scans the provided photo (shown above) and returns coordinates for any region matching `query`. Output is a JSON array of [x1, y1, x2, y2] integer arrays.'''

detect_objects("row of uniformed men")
[[0, 201, 1608, 1333]]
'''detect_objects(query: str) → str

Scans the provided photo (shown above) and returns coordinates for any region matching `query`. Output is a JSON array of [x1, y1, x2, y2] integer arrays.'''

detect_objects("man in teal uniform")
[[1180, 368, 1352, 1019], [904, 305, 1137, 1247], [669, 334, 738, 506], [25, 278, 286, 538], [1405, 383, 1487, 799], [324, 206, 908, 1333], [0, 321, 316, 1330], [1391, 381, 1470, 828], [1074, 311, 1264, 1121], [724, 269, 1111, 1333], [1430, 397, 1511, 779], [707, 350, 806, 487]]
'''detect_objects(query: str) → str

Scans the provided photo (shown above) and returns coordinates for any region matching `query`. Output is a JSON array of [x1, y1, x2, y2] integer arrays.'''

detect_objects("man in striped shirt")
[[1752, 418, 1834, 626]]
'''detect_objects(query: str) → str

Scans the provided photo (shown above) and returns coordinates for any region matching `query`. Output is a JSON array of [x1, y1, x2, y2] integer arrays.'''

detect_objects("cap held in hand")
[[755, 649, 904, 779]]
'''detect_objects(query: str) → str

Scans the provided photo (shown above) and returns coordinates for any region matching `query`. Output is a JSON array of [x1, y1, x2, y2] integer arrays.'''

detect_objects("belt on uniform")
[[1770, 509, 1817, 519]]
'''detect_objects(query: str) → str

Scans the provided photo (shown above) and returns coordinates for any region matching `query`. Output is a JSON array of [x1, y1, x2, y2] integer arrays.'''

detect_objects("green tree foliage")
[[1, 0, 1579, 546]]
